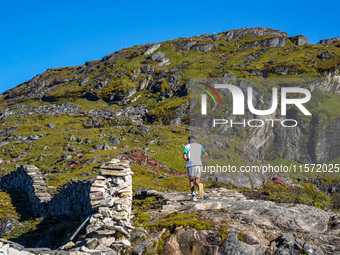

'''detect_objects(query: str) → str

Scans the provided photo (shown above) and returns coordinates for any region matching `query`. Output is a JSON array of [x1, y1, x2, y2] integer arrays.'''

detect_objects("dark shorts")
[[188, 166, 201, 179]]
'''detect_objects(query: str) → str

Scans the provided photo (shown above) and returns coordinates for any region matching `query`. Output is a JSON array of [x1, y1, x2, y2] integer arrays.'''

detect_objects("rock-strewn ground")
[[131, 188, 340, 255]]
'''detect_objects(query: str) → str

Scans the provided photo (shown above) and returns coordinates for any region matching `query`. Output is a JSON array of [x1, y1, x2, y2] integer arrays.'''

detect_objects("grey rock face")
[[173, 40, 198, 51], [167, 74, 182, 92], [243, 37, 288, 48], [317, 51, 334, 60], [289, 35, 309, 45], [110, 138, 120, 146], [132, 239, 154, 255], [102, 142, 114, 150], [165, 229, 222, 255], [0, 217, 22, 237], [102, 51, 127, 64], [139, 79, 149, 91], [155, 188, 340, 254], [0, 141, 9, 147], [173, 40, 213, 52], [224, 27, 287, 41], [144, 43, 161, 55], [68, 147, 76, 152], [28, 135, 39, 141], [148, 52, 171, 67], [62, 154, 72, 160], [319, 37, 340, 45], [190, 43, 214, 52], [79, 77, 90, 86], [46, 123, 55, 129], [131, 231, 147, 243], [150, 52, 166, 62], [220, 230, 266, 255]]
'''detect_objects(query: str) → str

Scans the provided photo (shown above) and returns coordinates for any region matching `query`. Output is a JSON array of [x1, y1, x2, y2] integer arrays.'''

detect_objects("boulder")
[[190, 44, 214, 52], [164, 229, 222, 255], [79, 77, 90, 86], [219, 229, 266, 255], [110, 138, 120, 146], [144, 43, 161, 55], [318, 37, 340, 45], [0, 217, 22, 237], [289, 35, 309, 45], [132, 239, 154, 255], [28, 135, 40, 141], [150, 52, 166, 62]]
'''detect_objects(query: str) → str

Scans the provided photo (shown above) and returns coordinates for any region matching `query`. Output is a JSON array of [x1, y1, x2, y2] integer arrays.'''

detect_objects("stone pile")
[[71, 159, 134, 253]]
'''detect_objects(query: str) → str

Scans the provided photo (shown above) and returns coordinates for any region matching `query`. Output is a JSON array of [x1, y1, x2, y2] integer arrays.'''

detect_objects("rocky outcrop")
[[242, 37, 288, 48], [138, 188, 340, 255], [288, 35, 309, 45], [149, 52, 171, 67], [173, 40, 214, 52], [319, 37, 340, 45], [189, 77, 340, 164], [223, 27, 287, 41], [0, 218, 22, 238], [317, 51, 335, 60], [190, 43, 214, 52], [144, 43, 161, 55]]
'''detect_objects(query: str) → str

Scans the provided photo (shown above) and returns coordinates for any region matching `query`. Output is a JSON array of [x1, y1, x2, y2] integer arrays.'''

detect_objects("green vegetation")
[[3, 220, 39, 240], [146, 212, 212, 233], [217, 227, 229, 245], [0, 191, 19, 219], [133, 210, 151, 226], [237, 232, 244, 242], [133, 195, 165, 211], [245, 182, 332, 210]]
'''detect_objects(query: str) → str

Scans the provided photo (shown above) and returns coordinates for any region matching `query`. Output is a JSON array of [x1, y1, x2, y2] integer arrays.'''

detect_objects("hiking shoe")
[[191, 193, 197, 201], [198, 183, 204, 198]]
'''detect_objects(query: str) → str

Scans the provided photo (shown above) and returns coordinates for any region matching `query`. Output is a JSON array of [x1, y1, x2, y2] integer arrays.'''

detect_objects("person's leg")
[[189, 176, 195, 194], [194, 166, 201, 187], [195, 178, 200, 187], [195, 166, 204, 197], [188, 167, 195, 194]]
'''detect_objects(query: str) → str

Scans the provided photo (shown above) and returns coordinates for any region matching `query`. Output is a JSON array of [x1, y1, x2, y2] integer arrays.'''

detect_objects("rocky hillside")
[[0, 27, 339, 254], [0, 28, 339, 168]]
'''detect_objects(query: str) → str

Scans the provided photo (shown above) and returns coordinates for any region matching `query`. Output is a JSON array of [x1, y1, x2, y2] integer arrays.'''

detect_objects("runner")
[[183, 136, 208, 201]]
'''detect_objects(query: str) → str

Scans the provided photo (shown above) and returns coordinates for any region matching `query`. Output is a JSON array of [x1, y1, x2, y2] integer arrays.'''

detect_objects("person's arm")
[[201, 146, 208, 159], [183, 153, 189, 161], [183, 147, 189, 161]]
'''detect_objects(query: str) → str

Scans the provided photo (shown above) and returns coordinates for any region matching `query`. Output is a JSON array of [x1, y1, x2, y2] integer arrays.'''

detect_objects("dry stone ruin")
[[0, 158, 134, 254]]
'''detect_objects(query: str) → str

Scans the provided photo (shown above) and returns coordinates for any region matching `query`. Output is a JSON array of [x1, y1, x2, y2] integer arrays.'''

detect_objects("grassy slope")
[[0, 30, 339, 244]]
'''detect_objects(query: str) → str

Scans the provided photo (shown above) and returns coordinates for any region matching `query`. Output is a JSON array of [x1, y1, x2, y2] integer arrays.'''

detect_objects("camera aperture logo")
[[197, 81, 312, 128]]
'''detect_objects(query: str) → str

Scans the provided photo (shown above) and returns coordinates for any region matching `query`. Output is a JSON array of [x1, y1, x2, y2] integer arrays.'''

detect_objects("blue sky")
[[0, 0, 339, 94]]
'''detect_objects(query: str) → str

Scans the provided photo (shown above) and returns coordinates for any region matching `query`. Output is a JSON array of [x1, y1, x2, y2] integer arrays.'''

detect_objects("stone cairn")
[[75, 158, 134, 253]]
